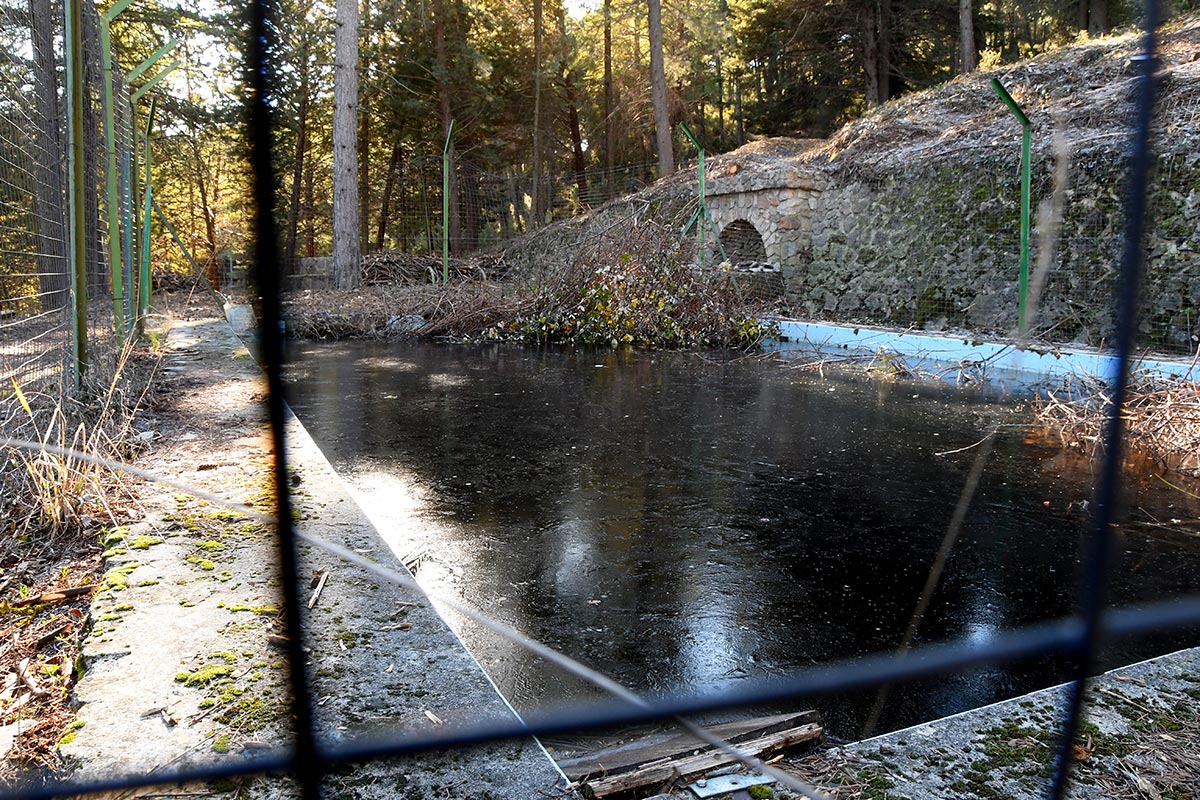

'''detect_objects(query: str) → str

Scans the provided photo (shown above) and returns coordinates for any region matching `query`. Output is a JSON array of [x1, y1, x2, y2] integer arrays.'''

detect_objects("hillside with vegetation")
[[283, 13, 1200, 355]]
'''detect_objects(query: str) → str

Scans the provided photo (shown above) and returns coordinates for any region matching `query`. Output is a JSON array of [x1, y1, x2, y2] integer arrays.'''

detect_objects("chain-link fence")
[[0, 0, 148, 390], [366, 155, 660, 257], [0, 0, 72, 387]]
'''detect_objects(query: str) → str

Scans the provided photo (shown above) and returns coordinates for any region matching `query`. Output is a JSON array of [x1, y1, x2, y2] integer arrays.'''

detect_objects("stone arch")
[[707, 194, 780, 268], [718, 219, 768, 265]]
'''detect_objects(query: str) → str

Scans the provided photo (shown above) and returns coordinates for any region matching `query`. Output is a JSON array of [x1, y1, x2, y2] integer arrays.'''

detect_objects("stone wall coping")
[[705, 169, 826, 197]]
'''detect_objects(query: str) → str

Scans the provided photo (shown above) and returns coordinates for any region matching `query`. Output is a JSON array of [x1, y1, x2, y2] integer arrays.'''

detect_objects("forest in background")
[[124, 0, 1197, 286]]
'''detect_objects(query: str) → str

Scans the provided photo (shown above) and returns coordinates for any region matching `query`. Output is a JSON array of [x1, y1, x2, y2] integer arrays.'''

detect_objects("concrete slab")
[[62, 301, 567, 798], [797, 647, 1200, 799]]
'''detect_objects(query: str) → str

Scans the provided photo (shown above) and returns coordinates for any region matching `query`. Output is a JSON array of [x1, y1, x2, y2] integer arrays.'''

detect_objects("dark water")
[[284, 341, 1200, 739]]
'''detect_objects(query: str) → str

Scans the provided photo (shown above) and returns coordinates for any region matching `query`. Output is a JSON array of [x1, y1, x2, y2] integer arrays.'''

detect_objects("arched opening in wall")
[[718, 219, 769, 267]]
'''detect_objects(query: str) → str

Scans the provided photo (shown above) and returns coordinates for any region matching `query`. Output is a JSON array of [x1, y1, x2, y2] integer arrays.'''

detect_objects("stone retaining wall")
[[778, 144, 1199, 352]]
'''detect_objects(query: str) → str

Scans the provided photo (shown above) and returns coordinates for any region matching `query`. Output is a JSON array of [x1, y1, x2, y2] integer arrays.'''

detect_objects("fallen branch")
[[11, 584, 99, 608], [581, 723, 823, 798]]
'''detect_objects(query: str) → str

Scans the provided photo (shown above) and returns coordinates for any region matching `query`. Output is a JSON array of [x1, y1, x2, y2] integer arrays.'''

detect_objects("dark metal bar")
[[244, 0, 323, 796], [8, 594, 1199, 800], [1047, 3, 1160, 797]]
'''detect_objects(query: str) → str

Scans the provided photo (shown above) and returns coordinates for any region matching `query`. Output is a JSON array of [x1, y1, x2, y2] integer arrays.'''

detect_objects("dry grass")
[[0, 339, 163, 784], [803, 14, 1200, 178], [1033, 365, 1200, 475]]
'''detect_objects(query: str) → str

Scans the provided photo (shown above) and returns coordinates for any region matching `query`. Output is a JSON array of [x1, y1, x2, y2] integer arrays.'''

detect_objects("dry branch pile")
[[1034, 368, 1200, 474], [360, 251, 508, 285], [285, 167, 779, 348]]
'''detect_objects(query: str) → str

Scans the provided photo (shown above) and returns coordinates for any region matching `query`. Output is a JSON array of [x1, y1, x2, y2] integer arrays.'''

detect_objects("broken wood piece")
[[580, 723, 822, 798], [16, 658, 48, 698], [560, 711, 820, 780], [307, 570, 330, 609], [380, 622, 412, 632], [11, 584, 99, 608]]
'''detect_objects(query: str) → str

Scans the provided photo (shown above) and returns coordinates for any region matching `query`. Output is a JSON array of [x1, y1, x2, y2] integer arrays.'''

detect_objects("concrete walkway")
[[769, 647, 1200, 799], [62, 299, 565, 798]]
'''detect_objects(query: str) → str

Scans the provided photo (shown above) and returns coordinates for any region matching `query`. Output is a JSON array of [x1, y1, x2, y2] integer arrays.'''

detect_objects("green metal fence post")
[[65, 0, 87, 384], [100, 15, 125, 345], [679, 123, 729, 273], [138, 98, 156, 335], [442, 119, 455, 284], [680, 122, 707, 269], [122, 102, 135, 332], [991, 78, 1032, 336]]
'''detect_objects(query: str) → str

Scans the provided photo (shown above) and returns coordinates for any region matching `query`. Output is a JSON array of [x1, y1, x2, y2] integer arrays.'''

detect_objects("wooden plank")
[[580, 722, 822, 798], [560, 710, 820, 781]]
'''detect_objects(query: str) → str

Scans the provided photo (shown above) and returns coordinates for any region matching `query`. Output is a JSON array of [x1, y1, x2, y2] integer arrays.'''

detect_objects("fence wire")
[[371, 156, 660, 257], [0, 2, 70, 386], [0, 0, 130, 388]]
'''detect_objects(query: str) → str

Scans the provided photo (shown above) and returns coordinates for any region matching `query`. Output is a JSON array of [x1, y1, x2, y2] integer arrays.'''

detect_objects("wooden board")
[[580, 722, 823, 798], [558, 710, 820, 780]]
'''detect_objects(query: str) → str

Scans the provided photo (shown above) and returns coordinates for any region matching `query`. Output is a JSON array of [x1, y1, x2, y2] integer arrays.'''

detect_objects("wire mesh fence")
[[0, 0, 137, 389], [0, 0, 71, 386], [369, 155, 661, 257]]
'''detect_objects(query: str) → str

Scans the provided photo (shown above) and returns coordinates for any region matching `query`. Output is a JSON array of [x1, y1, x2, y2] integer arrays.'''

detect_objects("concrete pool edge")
[[775, 646, 1200, 800], [283, 407, 570, 793], [765, 318, 1199, 388]]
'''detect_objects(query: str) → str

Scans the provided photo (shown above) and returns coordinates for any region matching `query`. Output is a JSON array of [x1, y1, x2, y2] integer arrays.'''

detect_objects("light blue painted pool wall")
[[766, 319, 1198, 385]]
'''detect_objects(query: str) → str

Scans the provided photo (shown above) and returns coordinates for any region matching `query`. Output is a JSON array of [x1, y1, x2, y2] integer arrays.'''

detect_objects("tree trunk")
[[532, 0, 543, 226], [377, 141, 402, 250], [603, 0, 614, 200], [959, 0, 977, 73], [863, 0, 881, 108], [715, 52, 724, 148], [734, 74, 744, 144], [358, 0, 372, 254], [303, 161, 316, 258], [29, 0, 67, 312], [332, 0, 360, 288], [80, 8, 105, 294], [285, 36, 310, 273], [558, 8, 588, 207], [648, 0, 673, 177], [1081, 0, 1108, 35], [877, 0, 892, 103], [190, 136, 219, 288]]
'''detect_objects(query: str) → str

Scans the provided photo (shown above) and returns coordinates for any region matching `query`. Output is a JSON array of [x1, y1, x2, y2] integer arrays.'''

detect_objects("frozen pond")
[[285, 341, 1200, 738]]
